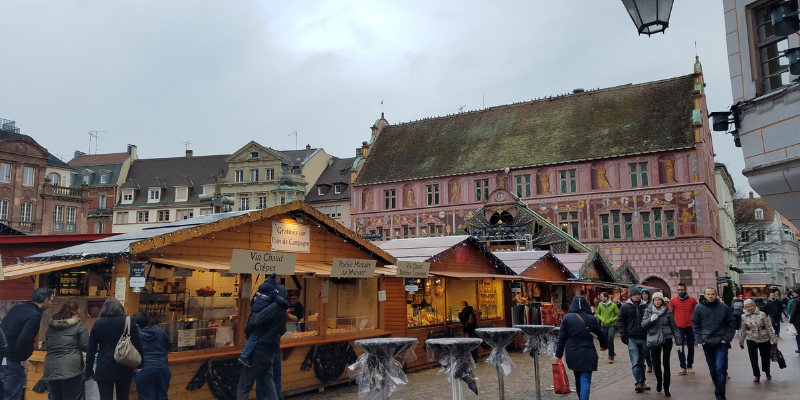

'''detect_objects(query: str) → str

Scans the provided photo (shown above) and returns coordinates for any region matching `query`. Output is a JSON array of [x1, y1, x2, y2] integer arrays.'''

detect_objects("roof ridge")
[[135, 154, 230, 161]]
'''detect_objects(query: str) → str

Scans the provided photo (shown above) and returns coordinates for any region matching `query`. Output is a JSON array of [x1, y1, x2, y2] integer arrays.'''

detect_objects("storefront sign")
[[396, 261, 430, 278], [330, 258, 376, 278], [129, 263, 146, 288], [114, 277, 126, 303], [178, 330, 195, 347], [230, 249, 297, 275], [173, 267, 194, 277], [271, 222, 311, 253], [405, 285, 419, 293]]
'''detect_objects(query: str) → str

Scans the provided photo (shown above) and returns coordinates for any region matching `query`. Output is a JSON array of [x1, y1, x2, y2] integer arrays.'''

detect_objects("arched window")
[[47, 173, 61, 186], [755, 208, 764, 220]]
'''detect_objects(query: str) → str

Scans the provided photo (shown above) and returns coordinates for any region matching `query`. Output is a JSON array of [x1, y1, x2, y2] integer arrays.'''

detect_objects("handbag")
[[552, 359, 571, 394], [646, 314, 666, 348], [114, 316, 142, 369], [771, 345, 787, 369]]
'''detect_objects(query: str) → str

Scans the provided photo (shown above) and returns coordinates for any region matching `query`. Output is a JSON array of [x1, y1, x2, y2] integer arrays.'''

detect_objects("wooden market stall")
[[377, 235, 518, 370], [10, 201, 400, 400], [740, 273, 780, 298], [507, 252, 577, 326]]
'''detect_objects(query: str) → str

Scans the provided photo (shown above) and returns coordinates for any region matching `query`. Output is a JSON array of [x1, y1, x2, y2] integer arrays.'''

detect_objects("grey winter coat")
[[739, 310, 778, 346], [43, 316, 89, 381], [641, 304, 683, 348]]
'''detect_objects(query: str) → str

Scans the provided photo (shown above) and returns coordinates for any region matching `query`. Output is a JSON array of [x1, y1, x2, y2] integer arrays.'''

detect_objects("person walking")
[[0, 288, 55, 400], [595, 292, 618, 364], [555, 296, 608, 400], [237, 283, 289, 400], [738, 299, 778, 382], [790, 292, 800, 353], [640, 288, 654, 373], [669, 282, 697, 376], [692, 287, 736, 400], [617, 284, 650, 393], [133, 312, 171, 400], [765, 292, 783, 337], [85, 298, 144, 400], [730, 295, 744, 331], [641, 292, 682, 397], [42, 301, 89, 400], [458, 300, 479, 360]]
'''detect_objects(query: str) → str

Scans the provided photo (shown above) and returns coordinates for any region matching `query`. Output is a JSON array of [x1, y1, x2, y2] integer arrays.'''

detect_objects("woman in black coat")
[[556, 296, 608, 400], [85, 298, 144, 400], [458, 301, 479, 359]]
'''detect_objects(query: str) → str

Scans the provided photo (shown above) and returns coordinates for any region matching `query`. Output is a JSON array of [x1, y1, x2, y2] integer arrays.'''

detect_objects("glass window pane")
[[612, 211, 620, 223], [570, 212, 578, 219], [631, 172, 638, 188], [641, 171, 649, 187], [570, 179, 576, 193], [571, 222, 579, 240], [613, 225, 621, 239]]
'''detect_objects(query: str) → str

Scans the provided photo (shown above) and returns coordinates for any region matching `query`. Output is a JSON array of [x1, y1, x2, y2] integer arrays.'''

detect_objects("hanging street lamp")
[[621, 0, 675, 36]]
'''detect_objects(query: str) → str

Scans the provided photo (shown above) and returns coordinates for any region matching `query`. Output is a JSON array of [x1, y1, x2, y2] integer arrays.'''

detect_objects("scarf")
[[678, 293, 690, 300], [651, 304, 666, 316], [602, 301, 612, 307]]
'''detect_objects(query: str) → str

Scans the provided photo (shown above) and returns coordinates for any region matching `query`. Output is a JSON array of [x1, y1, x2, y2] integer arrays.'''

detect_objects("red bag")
[[552, 359, 571, 394]]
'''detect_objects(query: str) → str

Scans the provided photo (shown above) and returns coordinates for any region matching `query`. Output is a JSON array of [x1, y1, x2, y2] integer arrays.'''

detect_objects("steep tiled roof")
[[356, 74, 697, 185], [69, 163, 124, 187], [277, 149, 319, 166], [304, 157, 355, 203], [69, 153, 129, 166], [118, 155, 228, 207]]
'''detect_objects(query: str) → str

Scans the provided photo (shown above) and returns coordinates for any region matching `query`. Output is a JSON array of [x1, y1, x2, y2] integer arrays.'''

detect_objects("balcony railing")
[[53, 221, 63, 231], [43, 185, 90, 200], [18, 221, 36, 231], [89, 208, 113, 217], [66, 222, 76, 232]]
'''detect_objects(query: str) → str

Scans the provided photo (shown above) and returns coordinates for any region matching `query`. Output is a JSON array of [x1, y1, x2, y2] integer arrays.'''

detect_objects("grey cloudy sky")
[[0, 1, 749, 191]]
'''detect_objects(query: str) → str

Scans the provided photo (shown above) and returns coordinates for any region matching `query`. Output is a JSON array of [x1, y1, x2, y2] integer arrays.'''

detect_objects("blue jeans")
[[135, 368, 171, 400], [0, 362, 26, 400], [702, 343, 729, 398], [676, 327, 695, 369], [240, 331, 261, 361], [601, 326, 615, 360], [238, 357, 277, 400], [627, 338, 648, 384], [255, 349, 282, 400], [572, 371, 592, 400]]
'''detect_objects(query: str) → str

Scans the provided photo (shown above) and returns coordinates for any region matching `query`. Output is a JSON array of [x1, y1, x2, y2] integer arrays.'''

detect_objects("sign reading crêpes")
[[271, 222, 311, 253], [395, 261, 430, 278], [330, 258, 377, 278], [230, 250, 297, 275]]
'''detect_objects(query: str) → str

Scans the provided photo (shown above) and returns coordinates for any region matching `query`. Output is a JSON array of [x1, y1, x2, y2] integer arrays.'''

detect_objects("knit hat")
[[628, 284, 641, 296], [652, 292, 664, 300]]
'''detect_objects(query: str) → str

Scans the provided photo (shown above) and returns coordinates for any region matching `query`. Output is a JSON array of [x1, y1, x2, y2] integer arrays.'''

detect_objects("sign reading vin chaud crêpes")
[[395, 261, 430, 278], [271, 222, 311, 254], [329, 258, 377, 278], [229, 250, 298, 275]]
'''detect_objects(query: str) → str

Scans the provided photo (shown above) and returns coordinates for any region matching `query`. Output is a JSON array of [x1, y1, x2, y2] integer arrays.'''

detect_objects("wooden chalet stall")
[[377, 236, 517, 370], [10, 202, 399, 400], [566, 246, 622, 307], [502, 252, 578, 326]]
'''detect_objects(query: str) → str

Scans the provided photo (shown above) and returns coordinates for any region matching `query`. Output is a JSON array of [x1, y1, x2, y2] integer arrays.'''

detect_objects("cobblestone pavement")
[[286, 326, 800, 400]]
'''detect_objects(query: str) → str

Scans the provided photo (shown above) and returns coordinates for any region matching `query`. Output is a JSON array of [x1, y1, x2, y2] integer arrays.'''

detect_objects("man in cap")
[[617, 284, 650, 392]]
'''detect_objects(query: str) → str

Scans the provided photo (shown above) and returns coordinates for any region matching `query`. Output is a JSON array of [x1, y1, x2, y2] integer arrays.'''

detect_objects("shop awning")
[[1, 258, 106, 280], [147, 257, 231, 272], [431, 271, 517, 280]]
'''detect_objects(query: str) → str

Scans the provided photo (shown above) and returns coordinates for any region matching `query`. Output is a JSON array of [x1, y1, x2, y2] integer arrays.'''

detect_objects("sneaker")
[[678, 369, 687, 376], [609, 359, 614, 364], [687, 368, 695, 374], [642, 384, 651, 391], [635, 383, 643, 393]]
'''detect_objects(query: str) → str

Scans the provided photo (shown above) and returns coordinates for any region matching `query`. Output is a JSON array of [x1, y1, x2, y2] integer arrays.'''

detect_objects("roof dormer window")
[[318, 186, 325, 196], [82, 174, 92, 185], [148, 188, 161, 203], [121, 189, 134, 204], [175, 187, 188, 202], [755, 208, 764, 220], [334, 184, 342, 194]]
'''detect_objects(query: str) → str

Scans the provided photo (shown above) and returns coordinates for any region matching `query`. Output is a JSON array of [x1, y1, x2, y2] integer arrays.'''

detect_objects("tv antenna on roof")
[[288, 131, 298, 150], [459, 105, 466, 113], [182, 141, 193, 151], [88, 131, 105, 158]]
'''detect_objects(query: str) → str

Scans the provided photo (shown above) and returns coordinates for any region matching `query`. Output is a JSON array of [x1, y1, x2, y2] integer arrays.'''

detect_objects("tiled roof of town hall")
[[304, 156, 355, 203], [117, 155, 228, 207], [355, 74, 697, 185]]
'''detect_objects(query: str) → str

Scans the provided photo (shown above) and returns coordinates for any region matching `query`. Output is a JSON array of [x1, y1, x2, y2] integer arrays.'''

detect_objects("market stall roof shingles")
[[355, 74, 697, 185]]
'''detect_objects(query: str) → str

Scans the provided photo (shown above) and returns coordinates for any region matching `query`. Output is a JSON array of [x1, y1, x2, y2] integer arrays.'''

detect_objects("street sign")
[[716, 277, 731, 284]]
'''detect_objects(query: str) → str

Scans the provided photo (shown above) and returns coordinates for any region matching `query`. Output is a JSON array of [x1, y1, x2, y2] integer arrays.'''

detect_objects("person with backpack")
[[730, 296, 744, 330], [595, 292, 618, 364], [458, 300, 479, 360]]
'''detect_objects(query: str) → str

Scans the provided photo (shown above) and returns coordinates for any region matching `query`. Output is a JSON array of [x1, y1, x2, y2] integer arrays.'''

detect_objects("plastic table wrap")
[[474, 328, 521, 377], [425, 338, 483, 395], [515, 325, 558, 358], [349, 338, 418, 399]]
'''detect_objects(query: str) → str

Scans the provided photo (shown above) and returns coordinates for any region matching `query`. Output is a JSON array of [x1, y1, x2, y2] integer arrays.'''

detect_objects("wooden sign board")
[[230, 249, 297, 275], [271, 222, 311, 253], [173, 267, 194, 277], [330, 258, 376, 278], [396, 261, 430, 278]]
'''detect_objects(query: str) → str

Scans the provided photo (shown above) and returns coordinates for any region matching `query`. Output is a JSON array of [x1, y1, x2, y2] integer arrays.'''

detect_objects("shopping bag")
[[552, 359, 571, 394], [772, 345, 787, 369], [789, 324, 798, 336], [85, 380, 101, 400]]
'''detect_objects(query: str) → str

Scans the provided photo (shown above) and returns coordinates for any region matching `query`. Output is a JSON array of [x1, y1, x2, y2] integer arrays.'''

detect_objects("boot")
[[664, 386, 671, 397], [656, 381, 662, 393]]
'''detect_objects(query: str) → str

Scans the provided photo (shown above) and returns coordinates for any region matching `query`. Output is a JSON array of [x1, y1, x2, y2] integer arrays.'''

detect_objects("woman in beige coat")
[[739, 299, 778, 382]]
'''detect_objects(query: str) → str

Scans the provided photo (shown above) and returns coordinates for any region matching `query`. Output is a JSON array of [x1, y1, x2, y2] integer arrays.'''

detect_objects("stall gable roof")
[[1, 258, 105, 280], [616, 260, 641, 284], [577, 245, 620, 283], [378, 235, 471, 262], [491, 251, 549, 274], [29, 202, 397, 266]]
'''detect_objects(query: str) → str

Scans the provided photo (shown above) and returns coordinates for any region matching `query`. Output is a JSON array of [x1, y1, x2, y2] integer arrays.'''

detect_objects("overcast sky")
[[0, 0, 750, 192]]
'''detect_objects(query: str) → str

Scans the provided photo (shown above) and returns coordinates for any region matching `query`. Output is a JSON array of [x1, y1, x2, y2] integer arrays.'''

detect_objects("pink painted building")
[[351, 59, 723, 297]]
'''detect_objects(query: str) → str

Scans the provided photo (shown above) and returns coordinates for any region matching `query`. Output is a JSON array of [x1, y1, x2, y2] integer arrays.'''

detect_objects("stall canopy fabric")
[[1, 258, 106, 280]]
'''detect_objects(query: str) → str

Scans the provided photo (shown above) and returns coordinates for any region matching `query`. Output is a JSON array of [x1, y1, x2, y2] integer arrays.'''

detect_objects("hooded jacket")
[[765, 298, 783, 318], [43, 316, 89, 381], [251, 273, 291, 314], [738, 309, 777, 347], [0, 301, 43, 363], [556, 297, 607, 372], [669, 293, 698, 328], [617, 298, 648, 340], [595, 301, 619, 328], [458, 305, 478, 334], [139, 325, 172, 369], [245, 284, 289, 372], [641, 304, 683, 347], [691, 298, 736, 347]]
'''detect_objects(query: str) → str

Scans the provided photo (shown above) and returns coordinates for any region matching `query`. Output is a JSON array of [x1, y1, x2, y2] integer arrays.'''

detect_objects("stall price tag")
[[321, 280, 330, 297], [271, 222, 311, 253], [396, 261, 430, 278], [330, 258, 376, 278], [378, 290, 386, 302], [173, 267, 194, 277], [230, 249, 297, 275], [219, 272, 237, 278], [178, 330, 195, 347], [405, 285, 419, 293], [215, 326, 233, 345]]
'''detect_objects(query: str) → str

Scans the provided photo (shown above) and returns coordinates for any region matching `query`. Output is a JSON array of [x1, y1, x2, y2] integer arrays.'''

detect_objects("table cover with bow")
[[349, 338, 418, 400], [475, 328, 521, 400], [425, 338, 483, 397], [515, 325, 558, 400]]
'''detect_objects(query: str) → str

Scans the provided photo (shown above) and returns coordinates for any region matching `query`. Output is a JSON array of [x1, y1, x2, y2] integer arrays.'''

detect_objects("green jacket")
[[595, 301, 619, 327]]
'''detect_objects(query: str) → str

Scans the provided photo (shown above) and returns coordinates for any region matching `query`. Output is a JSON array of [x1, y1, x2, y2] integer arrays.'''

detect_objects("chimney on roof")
[[74, 150, 86, 159], [361, 141, 369, 158], [749, 191, 754, 199], [186, 149, 193, 158], [305, 144, 311, 159], [127, 144, 138, 159]]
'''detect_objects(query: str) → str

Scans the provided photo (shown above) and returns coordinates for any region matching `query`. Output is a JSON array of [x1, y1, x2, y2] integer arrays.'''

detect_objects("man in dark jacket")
[[789, 294, 800, 353], [766, 292, 783, 336], [237, 283, 289, 400], [133, 312, 172, 400], [617, 284, 650, 393], [0, 288, 54, 400], [692, 287, 736, 400]]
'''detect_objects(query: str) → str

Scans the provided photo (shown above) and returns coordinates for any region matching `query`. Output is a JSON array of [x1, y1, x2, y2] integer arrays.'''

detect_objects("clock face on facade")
[[496, 192, 505, 201]]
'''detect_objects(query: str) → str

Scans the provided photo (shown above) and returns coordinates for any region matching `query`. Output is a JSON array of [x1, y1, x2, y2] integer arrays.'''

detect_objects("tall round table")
[[351, 338, 418, 400], [425, 338, 483, 400], [474, 327, 521, 400], [515, 325, 558, 400]]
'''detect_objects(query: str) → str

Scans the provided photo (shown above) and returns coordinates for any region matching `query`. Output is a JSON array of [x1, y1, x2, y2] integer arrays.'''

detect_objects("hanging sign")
[[178, 330, 195, 347], [510, 281, 522, 293], [230, 249, 297, 275], [396, 261, 430, 278], [405, 285, 419, 293], [114, 277, 127, 303], [271, 222, 311, 253], [330, 258, 376, 278], [454, 245, 469, 263], [173, 267, 194, 277], [129, 263, 146, 288]]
